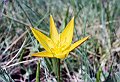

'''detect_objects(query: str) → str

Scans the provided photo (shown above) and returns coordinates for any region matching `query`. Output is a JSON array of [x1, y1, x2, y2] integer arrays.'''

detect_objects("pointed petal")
[[60, 17, 74, 49], [31, 28, 54, 52], [50, 15, 59, 44], [32, 51, 54, 58], [69, 36, 89, 51]]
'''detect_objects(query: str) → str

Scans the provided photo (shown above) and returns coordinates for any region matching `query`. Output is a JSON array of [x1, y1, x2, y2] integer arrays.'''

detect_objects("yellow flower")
[[31, 15, 89, 59]]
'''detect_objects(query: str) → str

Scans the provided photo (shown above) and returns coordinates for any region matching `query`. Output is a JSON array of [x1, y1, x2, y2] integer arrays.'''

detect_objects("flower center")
[[51, 46, 62, 55]]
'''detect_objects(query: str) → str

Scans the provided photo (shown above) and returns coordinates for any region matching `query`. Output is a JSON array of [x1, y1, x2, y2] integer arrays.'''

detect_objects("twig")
[[3, 14, 31, 27], [3, 14, 48, 34], [2, 31, 27, 55], [2, 58, 39, 69], [5, 37, 27, 66], [111, 47, 120, 52]]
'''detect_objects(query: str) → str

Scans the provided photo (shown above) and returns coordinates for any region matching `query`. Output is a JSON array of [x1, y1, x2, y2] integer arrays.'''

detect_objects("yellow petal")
[[31, 28, 54, 52], [60, 17, 74, 50], [50, 15, 59, 44], [69, 36, 89, 51], [32, 51, 54, 58]]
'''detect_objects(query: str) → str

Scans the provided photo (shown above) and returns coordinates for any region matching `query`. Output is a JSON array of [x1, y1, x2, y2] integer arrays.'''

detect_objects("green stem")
[[36, 60, 40, 82], [57, 59, 60, 82]]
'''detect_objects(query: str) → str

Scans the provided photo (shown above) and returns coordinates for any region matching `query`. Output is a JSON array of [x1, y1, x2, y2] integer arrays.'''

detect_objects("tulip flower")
[[31, 15, 89, 59]]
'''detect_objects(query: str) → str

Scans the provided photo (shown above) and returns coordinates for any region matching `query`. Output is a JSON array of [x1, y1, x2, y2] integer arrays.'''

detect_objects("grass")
[[0, 0, 120, 82]]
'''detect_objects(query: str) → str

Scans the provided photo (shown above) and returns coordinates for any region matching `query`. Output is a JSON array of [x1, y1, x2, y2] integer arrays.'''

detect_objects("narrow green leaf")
[[36, 60, 40, 82]]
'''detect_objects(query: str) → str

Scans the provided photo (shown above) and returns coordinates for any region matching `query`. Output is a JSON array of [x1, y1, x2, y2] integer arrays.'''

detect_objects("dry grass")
[[0, 0, 120, 82]]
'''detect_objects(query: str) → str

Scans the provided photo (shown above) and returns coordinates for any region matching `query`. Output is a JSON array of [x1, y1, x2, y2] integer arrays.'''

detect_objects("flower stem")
[[57, 59, 60, 82], [36, 60, 40, 82]]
